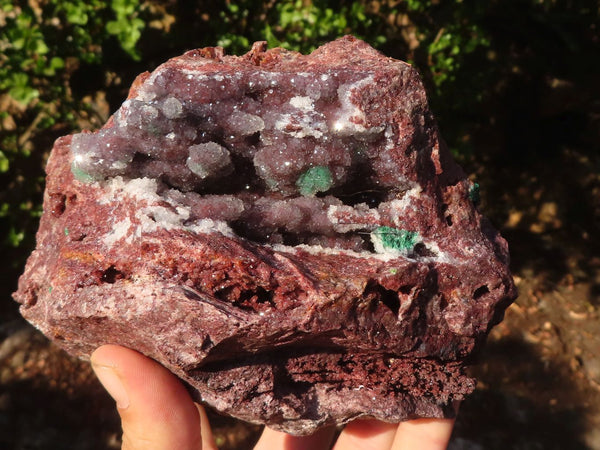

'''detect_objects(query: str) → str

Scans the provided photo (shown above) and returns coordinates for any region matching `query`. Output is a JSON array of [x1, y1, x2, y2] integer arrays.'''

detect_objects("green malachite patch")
[[296, 166, 333, 196], [469, 182, 480, 205], [371, 226, 419, 253], [71, 163, 97, 183]]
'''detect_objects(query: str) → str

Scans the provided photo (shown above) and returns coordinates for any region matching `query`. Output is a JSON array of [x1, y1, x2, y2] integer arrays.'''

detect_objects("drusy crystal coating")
[[14, 37, 516, 435]]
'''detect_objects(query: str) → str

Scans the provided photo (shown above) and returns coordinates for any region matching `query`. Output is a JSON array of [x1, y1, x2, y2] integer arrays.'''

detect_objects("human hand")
[[91, 345, 457, 450]]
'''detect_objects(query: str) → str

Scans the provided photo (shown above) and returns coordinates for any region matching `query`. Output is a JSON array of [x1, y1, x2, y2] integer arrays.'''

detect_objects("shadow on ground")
[[453, 337, 592, 449], [0, 319, 119, 450]]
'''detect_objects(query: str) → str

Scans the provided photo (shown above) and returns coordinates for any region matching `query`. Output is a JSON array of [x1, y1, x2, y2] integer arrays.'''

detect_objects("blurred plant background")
[[1, 1, 600, 448]]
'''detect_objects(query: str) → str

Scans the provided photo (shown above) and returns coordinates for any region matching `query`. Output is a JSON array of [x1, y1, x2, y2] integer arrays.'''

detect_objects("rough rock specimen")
[[14, 36, 517, 435]]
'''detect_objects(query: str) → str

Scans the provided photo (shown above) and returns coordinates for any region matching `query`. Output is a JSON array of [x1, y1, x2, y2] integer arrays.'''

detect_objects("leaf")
[[7, 227, 25, 247], [0, 150, 9, 173], [65, 3, 89, 26], [50, 56, 65, 70], [105, 20, 121, 35], [8, 73, 39, 105], [106, 0, 145, 61], [12, 37, 25, 50], [34, 38, 49, 55], [1, 2, 14, 12]]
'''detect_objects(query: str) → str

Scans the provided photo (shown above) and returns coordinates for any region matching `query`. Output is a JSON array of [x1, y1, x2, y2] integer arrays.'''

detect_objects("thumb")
[[91, 345, 204, 450]]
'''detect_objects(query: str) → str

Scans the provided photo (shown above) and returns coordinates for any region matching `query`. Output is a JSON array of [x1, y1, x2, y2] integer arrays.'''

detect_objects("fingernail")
[[92, 364, 130, 409]]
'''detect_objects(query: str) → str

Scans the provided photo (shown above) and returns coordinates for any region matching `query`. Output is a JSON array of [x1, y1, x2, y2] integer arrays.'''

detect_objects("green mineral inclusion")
[[71, 162, 97, 184], [469, 182, 480, 205], [296, 166, 333, 196], [371, 226, 419, 253]]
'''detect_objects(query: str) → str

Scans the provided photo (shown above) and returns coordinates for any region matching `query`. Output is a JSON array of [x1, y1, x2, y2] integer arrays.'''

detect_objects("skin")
[[91, 345, 457, 450]]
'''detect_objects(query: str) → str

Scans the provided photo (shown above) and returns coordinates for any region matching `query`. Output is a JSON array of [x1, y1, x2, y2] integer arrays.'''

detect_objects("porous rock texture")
[[14, 36, 517, 435]]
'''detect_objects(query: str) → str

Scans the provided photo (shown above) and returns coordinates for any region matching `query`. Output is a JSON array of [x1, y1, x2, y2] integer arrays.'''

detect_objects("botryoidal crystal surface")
[[14, 37, 516, 435]]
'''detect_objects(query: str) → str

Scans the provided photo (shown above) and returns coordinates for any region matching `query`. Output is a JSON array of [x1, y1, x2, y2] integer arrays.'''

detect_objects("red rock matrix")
[[14, 36, 516, 434]]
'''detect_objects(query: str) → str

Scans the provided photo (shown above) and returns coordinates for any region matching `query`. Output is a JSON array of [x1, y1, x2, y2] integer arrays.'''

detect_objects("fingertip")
[[196, 402, 219, 450], [90, 344, 125, 367], [91, 345, 202, 450], [392, 417, 456, 450], [91, 355, 130, 409], [333, 419, 398, 450], [254, 425, 335, 450]]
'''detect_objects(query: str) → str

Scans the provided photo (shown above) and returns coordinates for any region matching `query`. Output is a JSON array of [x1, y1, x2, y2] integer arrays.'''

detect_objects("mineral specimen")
[[14, 36, 517, 435]]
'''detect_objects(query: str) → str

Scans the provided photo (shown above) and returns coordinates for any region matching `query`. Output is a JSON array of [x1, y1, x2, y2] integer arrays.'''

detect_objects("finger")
[[91, 345, 203, 450], [391, 417, 456, 450], [196, 403, 219, 450], [332, 419, 398, 450], [253, 425, 335, 450]]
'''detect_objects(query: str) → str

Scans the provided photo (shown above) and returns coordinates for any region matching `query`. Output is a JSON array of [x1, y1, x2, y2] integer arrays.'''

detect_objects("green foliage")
[[0, 150, 9, 173], [215, 0, 388, 54], [387, 1, 493, 100], [426, 23, 490, 90], [264, 0, 381, 52], [106, 0, 145, 60], [405, 0, 432, 12], [0, 0, 146, 110]]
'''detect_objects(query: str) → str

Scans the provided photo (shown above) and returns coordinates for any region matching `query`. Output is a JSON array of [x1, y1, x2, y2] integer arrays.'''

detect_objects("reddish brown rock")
[[14, 36, 516, 435]]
